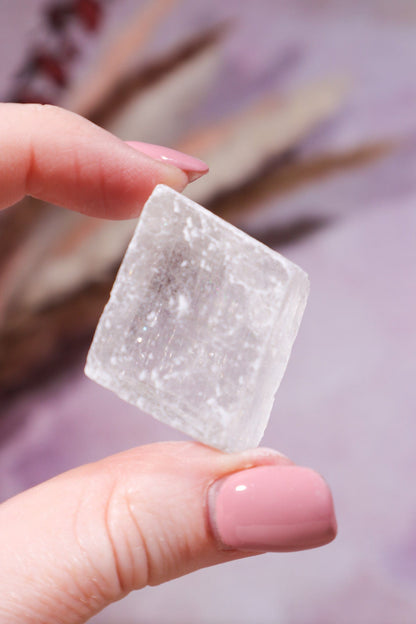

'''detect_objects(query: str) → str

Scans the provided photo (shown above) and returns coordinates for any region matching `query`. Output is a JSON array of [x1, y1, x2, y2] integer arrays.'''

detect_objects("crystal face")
[[85, 185, 309, 452]]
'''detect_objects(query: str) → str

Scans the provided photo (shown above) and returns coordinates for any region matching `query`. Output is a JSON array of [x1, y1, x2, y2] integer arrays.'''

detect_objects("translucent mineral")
[[85, 184, 309, 452]]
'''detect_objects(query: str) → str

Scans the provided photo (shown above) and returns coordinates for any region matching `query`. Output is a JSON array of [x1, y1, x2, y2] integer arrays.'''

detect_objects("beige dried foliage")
[[0, 199, 53, 321], [183, 80, 348, 205], [16, 214, 137, 312], [65, 0, 182, 117], [213, 143, 393, 225], [105, 38, 223, 144]]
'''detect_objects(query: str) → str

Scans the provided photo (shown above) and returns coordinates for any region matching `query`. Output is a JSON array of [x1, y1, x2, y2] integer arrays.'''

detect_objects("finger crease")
[[104, 481, 126, 597], [72, 488, 109, 612], [125, 495, 152, 588]]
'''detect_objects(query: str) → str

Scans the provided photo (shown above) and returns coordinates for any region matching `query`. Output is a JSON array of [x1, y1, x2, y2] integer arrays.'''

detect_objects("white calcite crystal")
[[85, 185, 309, 452]]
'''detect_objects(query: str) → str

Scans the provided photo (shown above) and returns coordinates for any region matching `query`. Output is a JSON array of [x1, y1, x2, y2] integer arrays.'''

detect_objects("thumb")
[[0, 442, 336, 624]]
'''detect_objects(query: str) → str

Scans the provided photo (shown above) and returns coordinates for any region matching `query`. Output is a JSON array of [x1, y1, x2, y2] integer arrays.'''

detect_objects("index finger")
[[0, 103, 205, 219]]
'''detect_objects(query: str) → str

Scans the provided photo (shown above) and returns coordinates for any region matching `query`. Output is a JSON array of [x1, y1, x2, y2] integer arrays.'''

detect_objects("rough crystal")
[[85, 185, 309, 452]]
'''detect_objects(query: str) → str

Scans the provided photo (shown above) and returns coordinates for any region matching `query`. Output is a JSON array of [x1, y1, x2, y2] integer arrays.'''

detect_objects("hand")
[[0, 104, 337, 624]]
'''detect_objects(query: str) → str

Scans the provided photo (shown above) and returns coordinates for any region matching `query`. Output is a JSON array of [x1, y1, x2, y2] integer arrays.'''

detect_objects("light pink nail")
[[209, 466, 337, 552], [125, 141, 208, 182]]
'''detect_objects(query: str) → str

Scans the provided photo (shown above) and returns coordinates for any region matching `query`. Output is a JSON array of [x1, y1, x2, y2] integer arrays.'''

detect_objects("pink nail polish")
[[209, 466, 337, 552], [125, 141, 208, 182]]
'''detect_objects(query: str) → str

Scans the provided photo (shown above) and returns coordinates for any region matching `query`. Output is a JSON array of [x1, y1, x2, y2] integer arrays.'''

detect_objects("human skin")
[[0, 104, 336, 624]]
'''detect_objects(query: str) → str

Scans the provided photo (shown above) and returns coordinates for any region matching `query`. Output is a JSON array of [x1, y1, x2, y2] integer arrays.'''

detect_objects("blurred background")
[[0, 1, 416, 622]]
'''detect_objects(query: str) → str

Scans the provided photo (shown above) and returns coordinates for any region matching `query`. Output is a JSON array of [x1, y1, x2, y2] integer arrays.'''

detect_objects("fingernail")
[[209, 466, 337, 552], [126, 141, 208, 182]]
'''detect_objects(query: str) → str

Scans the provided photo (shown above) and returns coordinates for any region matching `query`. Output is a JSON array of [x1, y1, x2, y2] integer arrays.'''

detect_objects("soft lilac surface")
[[1, 2, 416, 623]]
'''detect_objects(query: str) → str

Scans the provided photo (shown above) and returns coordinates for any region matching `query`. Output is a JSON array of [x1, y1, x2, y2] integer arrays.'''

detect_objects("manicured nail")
[[209, 465, 337, 552], [126, 141, 208, 182]]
